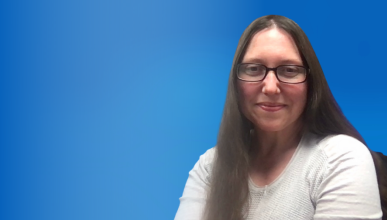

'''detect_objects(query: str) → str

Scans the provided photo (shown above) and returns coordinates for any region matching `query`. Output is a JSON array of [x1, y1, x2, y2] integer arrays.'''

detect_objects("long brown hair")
[[203, 15, 387, 220]]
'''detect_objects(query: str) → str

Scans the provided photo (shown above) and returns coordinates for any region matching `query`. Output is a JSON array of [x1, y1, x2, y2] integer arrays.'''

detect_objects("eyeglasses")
[[237, 63, 308, 84]]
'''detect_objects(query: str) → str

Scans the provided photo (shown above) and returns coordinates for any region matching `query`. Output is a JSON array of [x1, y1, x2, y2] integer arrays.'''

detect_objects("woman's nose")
[[262, 70, 281, 94]]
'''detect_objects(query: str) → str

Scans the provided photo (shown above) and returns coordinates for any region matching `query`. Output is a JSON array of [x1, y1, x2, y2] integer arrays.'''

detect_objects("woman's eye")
[[285, 67, 298, 72], [247, 66, 259, 72], [280, 66, 301, 77], [246, 65, 265, 75]]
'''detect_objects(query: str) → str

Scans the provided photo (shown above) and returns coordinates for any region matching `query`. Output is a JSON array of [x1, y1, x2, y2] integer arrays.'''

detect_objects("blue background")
[[1, 0, 386, 219]]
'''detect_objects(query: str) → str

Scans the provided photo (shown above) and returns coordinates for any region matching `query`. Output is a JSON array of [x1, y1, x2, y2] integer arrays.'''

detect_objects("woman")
[[175, 15, 385, 220]]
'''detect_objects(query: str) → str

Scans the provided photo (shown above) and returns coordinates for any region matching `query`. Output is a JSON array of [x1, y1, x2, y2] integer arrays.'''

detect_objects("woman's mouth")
[[257, 103, 286, 112]]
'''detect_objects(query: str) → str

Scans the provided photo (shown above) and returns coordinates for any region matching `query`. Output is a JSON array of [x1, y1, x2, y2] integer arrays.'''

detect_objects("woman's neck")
[[251, 120, 304, 159]]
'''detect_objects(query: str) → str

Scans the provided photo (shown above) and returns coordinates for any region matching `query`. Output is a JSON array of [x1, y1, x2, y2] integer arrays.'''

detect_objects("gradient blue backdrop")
[[1, 0, 386, 219]]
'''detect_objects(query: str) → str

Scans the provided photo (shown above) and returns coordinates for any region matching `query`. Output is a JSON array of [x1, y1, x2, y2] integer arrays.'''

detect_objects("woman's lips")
[[257, 103, 286, 112]]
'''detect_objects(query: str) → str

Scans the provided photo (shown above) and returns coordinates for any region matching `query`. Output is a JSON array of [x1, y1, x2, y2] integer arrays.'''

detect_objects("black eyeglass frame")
[[237, 63, 309, 84]]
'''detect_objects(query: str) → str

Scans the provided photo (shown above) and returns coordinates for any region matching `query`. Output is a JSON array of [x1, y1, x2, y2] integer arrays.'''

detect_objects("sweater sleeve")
[[174, 148, 215, 220], [313, 135, 382, 220]]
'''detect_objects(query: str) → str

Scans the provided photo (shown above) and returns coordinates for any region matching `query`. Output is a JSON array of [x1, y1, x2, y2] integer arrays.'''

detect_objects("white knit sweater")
[[175, 133, 382, 220]]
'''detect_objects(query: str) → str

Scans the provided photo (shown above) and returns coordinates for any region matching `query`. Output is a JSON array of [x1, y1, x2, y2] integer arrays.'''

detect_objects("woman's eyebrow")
[[280, 59, 303, 64], [242, 58, 265, 63]]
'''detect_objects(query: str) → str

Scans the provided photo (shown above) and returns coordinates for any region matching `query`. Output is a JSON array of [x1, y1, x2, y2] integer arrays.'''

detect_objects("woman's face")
[[238, 27, 307, 133]]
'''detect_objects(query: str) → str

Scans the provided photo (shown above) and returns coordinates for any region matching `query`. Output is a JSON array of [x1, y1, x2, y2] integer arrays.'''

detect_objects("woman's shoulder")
[[302, 134, 376, 183], [315, 134, 372, 160], [195, 147, 217, 173], [199, 147, 217, 165], [301, 133, 375, 178], [188, 147, 217, 185], [306, 134, 382, 218]]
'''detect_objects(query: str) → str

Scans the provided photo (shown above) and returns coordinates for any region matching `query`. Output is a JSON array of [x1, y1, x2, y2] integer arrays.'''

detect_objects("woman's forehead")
[[242, 28, 302, 64]]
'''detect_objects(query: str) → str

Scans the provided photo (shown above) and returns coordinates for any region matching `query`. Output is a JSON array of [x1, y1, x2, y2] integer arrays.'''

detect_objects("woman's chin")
[[257, 126, 284, 132], [254, 121, 291, 133]]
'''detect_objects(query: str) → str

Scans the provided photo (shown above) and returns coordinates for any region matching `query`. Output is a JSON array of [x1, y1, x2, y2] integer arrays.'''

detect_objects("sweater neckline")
[[248, 132, 307, 191]]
